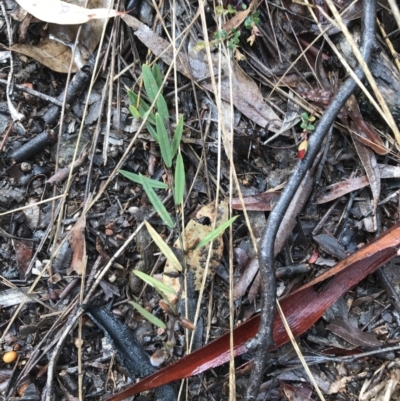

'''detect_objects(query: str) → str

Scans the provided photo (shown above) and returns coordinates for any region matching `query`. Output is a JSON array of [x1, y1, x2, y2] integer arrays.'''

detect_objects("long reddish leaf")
[[106, 223, 400, 401]]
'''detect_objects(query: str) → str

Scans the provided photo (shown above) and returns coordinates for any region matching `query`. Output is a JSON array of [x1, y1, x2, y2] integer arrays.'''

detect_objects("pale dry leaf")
[[15, 0, 124, 25], [11, 39, 78, 73], [163, 201, 229, 298]]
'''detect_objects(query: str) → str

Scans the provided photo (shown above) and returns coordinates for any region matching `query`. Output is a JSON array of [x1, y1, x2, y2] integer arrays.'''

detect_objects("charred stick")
[[84, 306, 176, 401], [9, 130, 56, 163], [245, 1, 377, 399], [0, 79, 67, 108], [42, 62, 93, 126]]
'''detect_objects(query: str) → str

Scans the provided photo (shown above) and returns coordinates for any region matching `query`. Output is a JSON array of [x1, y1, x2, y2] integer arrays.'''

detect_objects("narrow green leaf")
[[142, 65, 169, 123], [156, 94, 170, 124], [146, 123, 159, 141], [156, 113, 173, 168], [129, 301, 166, 329], [127, 89, 139, 106], [140, 175, 174, 228], [171, 115, 184, 158], [143, 110, 156, 125], [142, 64, 159, 103], [134, 270, 176, 294], [129, 105, 141, 120], [119, 170, 168, 189], [195, 216, 239, 250], [152, 64, 163, 90], [174, 153, 185, 205], [144, 221, 182, 271]]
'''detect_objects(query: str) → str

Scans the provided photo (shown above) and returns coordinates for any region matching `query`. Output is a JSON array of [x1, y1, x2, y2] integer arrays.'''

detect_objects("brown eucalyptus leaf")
[[326, 319, 382, 347], [231, 191, 281, 211], [352, 138, 380, 216], [346, 95, 388, 155]]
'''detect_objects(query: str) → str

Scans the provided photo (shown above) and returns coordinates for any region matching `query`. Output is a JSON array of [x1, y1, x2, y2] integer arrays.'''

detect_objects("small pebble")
[[3, 351, 17, 364]]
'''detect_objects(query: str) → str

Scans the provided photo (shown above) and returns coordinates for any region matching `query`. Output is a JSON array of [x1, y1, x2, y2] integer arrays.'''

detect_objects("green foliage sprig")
[[121, 64, 186, 227]]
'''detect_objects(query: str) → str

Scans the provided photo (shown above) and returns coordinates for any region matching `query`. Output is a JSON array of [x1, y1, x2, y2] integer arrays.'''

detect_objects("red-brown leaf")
[[105, 223, 400, 401]]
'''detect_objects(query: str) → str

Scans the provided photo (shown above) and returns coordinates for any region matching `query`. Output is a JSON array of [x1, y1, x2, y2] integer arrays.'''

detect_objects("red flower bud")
[[298, 139, 308, 160]]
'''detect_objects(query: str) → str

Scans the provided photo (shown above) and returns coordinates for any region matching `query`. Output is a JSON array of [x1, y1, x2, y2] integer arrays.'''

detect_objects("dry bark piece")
[[68, 218, 86, 275], [313, 233, 347, 260]]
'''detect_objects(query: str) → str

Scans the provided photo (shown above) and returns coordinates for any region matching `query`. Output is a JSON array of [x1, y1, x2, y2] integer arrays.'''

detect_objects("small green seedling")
[[122, 64, 186, 227], [300, 112, 316, 133], [298, 112, 316, 160]]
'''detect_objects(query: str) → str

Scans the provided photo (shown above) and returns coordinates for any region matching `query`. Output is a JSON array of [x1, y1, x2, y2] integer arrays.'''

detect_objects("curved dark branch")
[[245, 1, 377, 399]]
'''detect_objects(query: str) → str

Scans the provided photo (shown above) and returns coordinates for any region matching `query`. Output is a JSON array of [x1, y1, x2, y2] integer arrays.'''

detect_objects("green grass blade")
[[140, 175, 174, 228], [195, 216, 239, 250], [174, 153, 185, 205], [127, 89, 139, 106], [156, 94, 169, 124], [146, 122, 158, 141], [142, 64, 159, 103], [144, 221, 182, 272], [129, 105, 141, 120], [143, 110, 156, 126], [119, 170, 168, 189], [142, 65, 169, 123], [134, 269, 176, 294], [129, 301, 166, 329], [156, 113, 173, 168], [171, 115, 183, 158], [152, 64, 163, 89]]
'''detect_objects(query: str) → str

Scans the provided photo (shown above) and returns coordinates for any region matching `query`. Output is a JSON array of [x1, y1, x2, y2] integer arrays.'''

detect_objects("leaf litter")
[[2, 0, 400, 400]]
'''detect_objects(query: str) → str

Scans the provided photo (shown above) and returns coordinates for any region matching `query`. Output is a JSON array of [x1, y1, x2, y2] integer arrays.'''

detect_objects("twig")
[[245, 1, 377, 399], [0, 0, 24, 122], [0, 79, 67, 107]]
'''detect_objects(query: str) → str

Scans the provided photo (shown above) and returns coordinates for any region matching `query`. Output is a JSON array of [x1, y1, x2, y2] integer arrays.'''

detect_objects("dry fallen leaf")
[[221, 2, 253, 33], [15, 0, 124, 25], [11, 0, 113, 72], [163, 201, 229, 296]]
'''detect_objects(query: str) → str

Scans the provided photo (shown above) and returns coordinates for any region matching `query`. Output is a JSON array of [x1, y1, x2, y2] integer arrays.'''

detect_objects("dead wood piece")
[[9, 130, 56, 163], [84, 306, 176, 401], [0, 79, 67, 108], [42, 61, 94, 126]]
